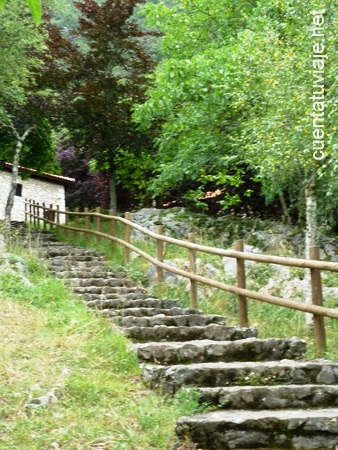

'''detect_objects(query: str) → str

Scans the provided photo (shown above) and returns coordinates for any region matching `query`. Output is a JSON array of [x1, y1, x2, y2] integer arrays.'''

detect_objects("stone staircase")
[[34, 231, 338, 450]]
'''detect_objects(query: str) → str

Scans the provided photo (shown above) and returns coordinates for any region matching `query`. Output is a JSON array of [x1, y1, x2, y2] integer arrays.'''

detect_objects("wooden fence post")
[[33, 201, 37, 228], [235, 239, 249, 327], [156, 225, 165, 284], [56, 205, 60, 233], [65, 207, 69, 237], [310, 246, 326, 355], [84, 207, 89, 240], [74, 207, 79, 237], [25, 198, 28, 224], [49, 204, 54, 231], [96, 207, 101, 243], [109, 209, 116, 248], [42, 203, 46, 231], [188, 232, 198, 309], [29, 199, 33, 225], [124, 212, 131, 264]]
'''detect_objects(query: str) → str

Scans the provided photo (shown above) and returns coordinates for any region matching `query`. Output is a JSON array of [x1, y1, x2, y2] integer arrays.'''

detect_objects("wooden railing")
[[25, 200, 338, 355]]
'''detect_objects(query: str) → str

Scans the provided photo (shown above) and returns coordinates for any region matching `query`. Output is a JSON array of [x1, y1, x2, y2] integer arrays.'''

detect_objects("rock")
[[0, 252, 32, 286], [26, 391, 58, 409], [131, 208, 195, 239], [147, 260, 186, 286], [222, 245, 261, 280], [175, 409, 338, 450]]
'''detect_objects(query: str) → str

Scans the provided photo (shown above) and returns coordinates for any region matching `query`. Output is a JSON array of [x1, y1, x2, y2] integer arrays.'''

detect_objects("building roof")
[[0, 161, 75, 185]]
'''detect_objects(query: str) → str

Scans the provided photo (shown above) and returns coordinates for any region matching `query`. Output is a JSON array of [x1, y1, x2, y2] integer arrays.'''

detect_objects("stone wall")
[[0, 171, 66, 223]]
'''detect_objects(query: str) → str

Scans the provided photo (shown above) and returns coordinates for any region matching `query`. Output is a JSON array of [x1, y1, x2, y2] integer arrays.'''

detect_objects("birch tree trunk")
[[304, 177, 317, 327], [4, 126, 35, 231]]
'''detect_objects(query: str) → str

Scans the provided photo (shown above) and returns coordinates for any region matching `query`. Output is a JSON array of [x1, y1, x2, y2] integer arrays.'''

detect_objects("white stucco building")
[[0, 162, 74, 224]]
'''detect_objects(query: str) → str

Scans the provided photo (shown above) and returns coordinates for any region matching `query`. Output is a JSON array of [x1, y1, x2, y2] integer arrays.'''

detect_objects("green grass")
[[53, 219, 338, 360], [0, 249, 202, 450]]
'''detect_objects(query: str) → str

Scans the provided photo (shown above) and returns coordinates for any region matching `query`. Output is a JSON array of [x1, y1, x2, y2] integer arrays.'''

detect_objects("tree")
[[133, 0, 338, 328], [57, 146, 107, 209], [0, 0, 42, 24], [134, 0, 338, 235], [3, 125, 35, 224], [42, 0, 155, 211], [133, 0, 259, 210], [0, 0, 57, 224], [0, 0, 44, 121]]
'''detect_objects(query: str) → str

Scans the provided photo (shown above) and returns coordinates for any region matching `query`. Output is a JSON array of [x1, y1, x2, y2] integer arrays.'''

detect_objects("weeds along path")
[[34, 231, 338, 450]]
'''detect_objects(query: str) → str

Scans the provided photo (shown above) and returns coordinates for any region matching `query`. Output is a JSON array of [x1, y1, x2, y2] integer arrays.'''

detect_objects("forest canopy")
[[1, 0, 338, 238]]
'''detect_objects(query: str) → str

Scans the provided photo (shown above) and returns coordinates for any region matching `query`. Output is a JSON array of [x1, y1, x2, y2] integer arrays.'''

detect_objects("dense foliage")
[[40, 0, 156, 211], [1, 0, 338, 232], [133, 0, 338, 232]]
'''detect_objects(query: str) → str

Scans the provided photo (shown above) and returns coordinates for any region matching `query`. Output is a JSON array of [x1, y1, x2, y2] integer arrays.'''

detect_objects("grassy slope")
[[0, 252, 201, 450]]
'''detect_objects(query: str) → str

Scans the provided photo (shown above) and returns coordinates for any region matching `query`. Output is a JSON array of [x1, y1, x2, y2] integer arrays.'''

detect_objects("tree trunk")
[[305, 178, 318, 257], [4, 126, 34, 232], [304, 177, 318, 327], [278, 190, 291, 225], [109, 170, 117, 212]]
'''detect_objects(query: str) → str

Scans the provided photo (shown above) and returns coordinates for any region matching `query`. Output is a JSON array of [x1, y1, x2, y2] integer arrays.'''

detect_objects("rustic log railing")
[[25, 200, 338, 355]]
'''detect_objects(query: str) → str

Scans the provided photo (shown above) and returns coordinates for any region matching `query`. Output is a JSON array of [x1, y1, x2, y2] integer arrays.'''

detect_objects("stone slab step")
[[124, 324, 257, 343], [54, 270, 126, 279], [195, 384, 338, 409], [43, 254, 105, 262], [73, 286, 146, 295], [82, 292, 157, 302], [45, 261, 108, 271], [142, 360, 338, 394], [175, 408, 338, 449], [65, 278, 134, 288], [43, 248, 104, 258], [102, 307, 204, 318], [135, 337, 306, 365], [87, 297, 179, 310], [114, 313, 226, 327]]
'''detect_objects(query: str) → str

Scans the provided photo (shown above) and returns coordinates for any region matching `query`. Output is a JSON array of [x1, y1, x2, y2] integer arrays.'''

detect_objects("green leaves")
[[133, 0, 338, 222], [26, 0, 42, 25], [0, 0, 42, 24], [0, 0, 45, 124]]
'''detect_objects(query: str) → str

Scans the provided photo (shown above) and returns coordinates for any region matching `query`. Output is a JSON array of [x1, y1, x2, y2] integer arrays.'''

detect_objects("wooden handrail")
[[31, 206, 338, 272], [31, 222, 338, 320], [24, 201, 338, 356]]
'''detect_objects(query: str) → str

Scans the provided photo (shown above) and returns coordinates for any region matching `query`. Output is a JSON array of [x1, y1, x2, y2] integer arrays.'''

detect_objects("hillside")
[[0, 248, 200, 449]]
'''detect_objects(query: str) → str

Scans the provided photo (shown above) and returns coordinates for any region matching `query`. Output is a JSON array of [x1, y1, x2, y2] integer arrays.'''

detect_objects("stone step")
[[54, 270, 126, 279], [33, 237, 59, 245], [135, 337, 306, 366], [73, 286, 146, 295], [113, 313, 226, 327], [43, 248, 104, 258], [124, 324, 257, 343], [87, 297, 179, 310], [64, 277, 134, 288], [82, 292, 157, 302], [44, 255, 105, 262], [44, 260, 108, 271], [101, 307, 204, 318], [142, 360, 338, 394], [195, 384, 338, 409], [175, 408, 338, 449]]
